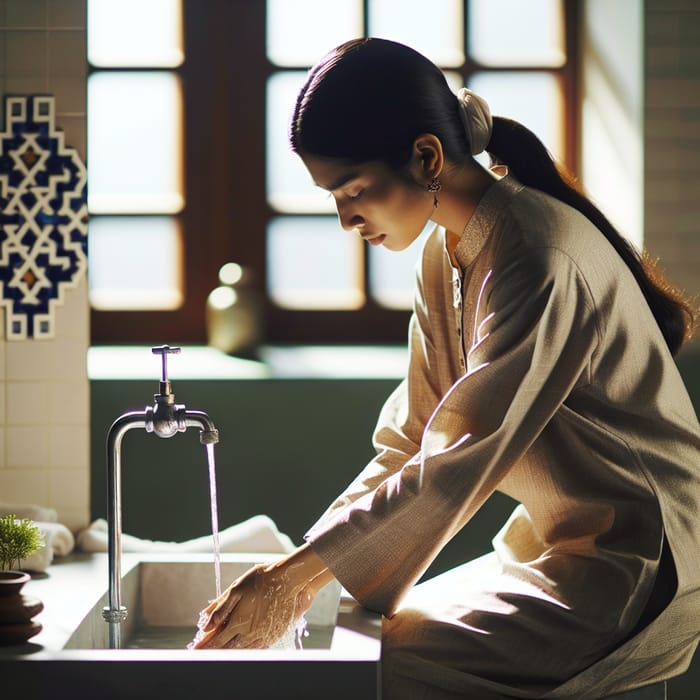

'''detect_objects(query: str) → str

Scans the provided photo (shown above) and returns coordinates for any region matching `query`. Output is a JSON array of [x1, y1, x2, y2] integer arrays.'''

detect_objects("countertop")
[[1, 552, 114, 656], [0, 552, 383, 700]]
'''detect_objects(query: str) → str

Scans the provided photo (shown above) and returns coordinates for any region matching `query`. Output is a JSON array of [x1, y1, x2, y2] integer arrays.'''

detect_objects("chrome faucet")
[[102, 345, 220, 648]]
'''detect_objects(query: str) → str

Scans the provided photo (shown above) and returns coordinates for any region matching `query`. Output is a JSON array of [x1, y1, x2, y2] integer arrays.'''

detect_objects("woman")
[[193, 38, 700, 699]]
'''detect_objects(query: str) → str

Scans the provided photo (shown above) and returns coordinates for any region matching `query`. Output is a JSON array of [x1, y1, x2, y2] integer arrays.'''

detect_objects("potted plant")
[[0, 514, 45, 645], [0, 514, 44, 573]]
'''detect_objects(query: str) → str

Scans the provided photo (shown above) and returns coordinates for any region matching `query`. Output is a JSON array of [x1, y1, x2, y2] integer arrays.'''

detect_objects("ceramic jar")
[[206, 263, 265, 358], [0, 570, 43, 645]]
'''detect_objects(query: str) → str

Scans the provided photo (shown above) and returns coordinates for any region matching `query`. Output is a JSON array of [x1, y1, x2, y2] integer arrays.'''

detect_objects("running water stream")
[[206, 442, 222, 598]]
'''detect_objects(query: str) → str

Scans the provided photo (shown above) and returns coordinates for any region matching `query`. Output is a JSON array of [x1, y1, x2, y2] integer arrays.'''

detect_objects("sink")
[[65, 554, 344, 651], [2, 553, 382, 700]]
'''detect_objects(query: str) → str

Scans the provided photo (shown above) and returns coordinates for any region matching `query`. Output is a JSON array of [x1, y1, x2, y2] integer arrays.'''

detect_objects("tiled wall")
[[0, 0, 89, 531], [644, 0, 700, 355]]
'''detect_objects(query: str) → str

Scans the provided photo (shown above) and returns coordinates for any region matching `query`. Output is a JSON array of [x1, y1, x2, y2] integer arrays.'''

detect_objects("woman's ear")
[[410, 133, 444, 184]]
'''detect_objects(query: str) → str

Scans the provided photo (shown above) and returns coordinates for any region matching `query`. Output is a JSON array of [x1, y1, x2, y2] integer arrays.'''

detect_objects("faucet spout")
[[184, 409, 220, 445]]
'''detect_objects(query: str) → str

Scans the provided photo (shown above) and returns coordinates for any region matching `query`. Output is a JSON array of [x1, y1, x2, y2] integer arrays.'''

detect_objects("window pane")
[[266, 0, 363, 67], [369, 226, 430, 309], [267, 217, 364, 309], [266, 72, 335, 213], [469, 0, 565, 67], [87, 0, 183, 67], [469, 72, 564, 161], [88, 72, 183, 213], [369, 0, 464, 67], [88, 217, 183, 310]]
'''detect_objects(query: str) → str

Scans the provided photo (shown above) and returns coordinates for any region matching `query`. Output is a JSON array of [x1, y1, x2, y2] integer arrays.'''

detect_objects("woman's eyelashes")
[[325, 187, 365, 203]]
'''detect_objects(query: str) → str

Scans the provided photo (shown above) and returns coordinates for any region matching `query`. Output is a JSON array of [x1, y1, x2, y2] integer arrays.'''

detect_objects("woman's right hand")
[[190, 544, 334, 650]]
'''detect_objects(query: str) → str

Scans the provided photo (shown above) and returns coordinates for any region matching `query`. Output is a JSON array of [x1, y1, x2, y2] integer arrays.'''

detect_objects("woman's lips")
[[366, 234, 386, 246]]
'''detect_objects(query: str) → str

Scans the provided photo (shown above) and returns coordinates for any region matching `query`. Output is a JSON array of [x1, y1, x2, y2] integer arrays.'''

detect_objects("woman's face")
[[301, 155, 434, 252]]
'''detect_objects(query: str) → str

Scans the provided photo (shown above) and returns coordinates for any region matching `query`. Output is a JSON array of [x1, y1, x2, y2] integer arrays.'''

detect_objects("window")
[[87, 0, 185, 319], [89, 0, 578, 345]]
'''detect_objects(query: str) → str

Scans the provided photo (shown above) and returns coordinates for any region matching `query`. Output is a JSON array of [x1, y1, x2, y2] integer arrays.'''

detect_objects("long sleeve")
[[307, 239, 600, 615]]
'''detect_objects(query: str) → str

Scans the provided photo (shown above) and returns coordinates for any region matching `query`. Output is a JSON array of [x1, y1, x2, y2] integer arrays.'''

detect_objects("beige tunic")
[[306, 172, 700, 698]]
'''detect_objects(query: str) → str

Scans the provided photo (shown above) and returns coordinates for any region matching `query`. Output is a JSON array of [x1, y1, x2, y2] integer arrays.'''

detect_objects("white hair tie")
[[457, 87, 492, 155]]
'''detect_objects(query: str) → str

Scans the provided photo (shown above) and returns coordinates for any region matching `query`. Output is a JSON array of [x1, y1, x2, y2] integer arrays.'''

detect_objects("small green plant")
[[0, 514, 44, 571]]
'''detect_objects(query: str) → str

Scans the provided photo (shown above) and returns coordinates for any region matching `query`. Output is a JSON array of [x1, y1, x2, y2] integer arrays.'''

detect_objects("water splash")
[[206, 442, 222, 598]]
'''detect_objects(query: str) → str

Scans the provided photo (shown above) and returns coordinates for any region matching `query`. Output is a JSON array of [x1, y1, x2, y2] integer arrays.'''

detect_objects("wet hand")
[[190, 562, 313, 650]]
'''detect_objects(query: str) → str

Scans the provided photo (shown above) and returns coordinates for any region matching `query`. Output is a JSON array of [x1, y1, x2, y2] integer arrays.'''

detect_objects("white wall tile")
[[48, 0, 86, 29], [3, 0, 48, 29], [6, 426, 50, 468], [5, 381, 50, 425], [5, 31, 48, 75], [53, 280, 89, 342], [49, 381, 89, 425], [5, 340, 56, 381], [51, 338, 88, 380], [48, 29, 86, 77], [56, 507, 90, 533], [49, 424, 89, 469], [0, 469, 49, 505], [49, 466, 89, 511]]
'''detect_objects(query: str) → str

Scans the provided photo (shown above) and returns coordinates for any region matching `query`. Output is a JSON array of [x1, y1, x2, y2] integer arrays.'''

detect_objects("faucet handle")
[[151, 345, 181, 383]]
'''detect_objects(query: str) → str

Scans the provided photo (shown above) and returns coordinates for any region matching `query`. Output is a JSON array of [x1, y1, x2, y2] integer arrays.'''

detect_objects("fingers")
[[204, 593, 240, 630], [195, 613, 245, 649], [191, 562, 297, 650]]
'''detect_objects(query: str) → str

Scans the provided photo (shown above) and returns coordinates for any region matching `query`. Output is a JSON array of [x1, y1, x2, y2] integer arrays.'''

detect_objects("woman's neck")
[[433, 162, 498, 261]]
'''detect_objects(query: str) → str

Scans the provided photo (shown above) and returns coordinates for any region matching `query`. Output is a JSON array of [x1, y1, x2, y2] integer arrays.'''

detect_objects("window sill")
[[87, 345, 408, 381]]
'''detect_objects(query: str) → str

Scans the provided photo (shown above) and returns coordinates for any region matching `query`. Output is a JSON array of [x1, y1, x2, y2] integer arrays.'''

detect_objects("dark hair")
[[291, 38, 696, 355], [290, 38, 469, 166]]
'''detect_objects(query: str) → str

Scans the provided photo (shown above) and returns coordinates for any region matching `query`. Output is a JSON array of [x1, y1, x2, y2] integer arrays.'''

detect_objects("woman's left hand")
[[191, 544, 333, 649]]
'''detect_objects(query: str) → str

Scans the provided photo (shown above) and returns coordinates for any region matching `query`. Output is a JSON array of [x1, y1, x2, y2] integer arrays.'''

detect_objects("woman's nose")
[[336, 200, 365, 232]]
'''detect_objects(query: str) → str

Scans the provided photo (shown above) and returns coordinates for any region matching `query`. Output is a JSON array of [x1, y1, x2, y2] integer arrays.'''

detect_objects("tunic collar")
[[453, 170, 524, 270]]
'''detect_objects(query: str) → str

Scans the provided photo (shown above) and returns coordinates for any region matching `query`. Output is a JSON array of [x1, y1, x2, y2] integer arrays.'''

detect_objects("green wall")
[[90, 377, 515, 581]]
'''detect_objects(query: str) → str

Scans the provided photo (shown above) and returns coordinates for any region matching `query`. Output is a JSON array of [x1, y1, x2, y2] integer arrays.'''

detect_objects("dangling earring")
[[426, 177, 442, 209]]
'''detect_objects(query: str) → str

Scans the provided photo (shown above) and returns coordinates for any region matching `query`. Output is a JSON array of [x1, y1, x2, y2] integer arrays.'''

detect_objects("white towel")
[[76, 514, 295, 555], [15, 521, 76, 573], [0, 505, 75, 572]]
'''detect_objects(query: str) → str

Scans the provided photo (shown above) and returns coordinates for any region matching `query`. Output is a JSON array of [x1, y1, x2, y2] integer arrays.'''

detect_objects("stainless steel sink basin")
[[65, 554, 344, 651]]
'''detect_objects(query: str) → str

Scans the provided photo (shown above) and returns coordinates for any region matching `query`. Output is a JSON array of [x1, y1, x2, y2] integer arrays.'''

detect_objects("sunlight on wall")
[[581, 0, 643, 248]]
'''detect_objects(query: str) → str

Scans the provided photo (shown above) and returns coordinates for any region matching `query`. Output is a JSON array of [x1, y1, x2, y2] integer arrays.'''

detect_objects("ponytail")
[[486, 116, 696, 356]]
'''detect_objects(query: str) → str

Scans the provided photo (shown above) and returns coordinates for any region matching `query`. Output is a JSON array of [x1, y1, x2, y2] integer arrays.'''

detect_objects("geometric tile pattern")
[[0, 96, 88, 340]]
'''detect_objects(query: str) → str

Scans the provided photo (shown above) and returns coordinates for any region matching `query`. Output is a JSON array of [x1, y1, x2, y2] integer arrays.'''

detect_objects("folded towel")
[[0, 505, 75, 573], [76, 515, 295, 555], [17, 521, 75, 573]]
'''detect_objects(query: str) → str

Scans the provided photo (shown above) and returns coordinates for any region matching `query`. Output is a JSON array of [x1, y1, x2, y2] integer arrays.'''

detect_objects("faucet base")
[[102, 606, 128, 624]]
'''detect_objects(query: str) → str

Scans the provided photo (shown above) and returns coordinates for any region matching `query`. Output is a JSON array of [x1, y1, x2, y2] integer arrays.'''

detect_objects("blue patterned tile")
[[0, 95, 87, 340]]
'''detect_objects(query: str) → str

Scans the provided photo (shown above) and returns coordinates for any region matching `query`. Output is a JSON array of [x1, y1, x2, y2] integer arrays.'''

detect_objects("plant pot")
[[0, 570, 43, 645]]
